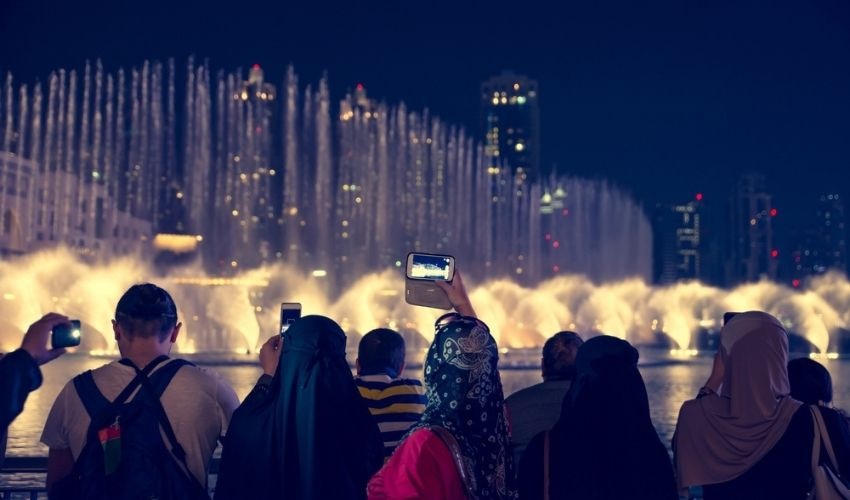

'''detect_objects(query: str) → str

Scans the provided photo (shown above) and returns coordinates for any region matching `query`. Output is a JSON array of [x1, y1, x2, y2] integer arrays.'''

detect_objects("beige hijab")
[[674, 311, 802, 488]]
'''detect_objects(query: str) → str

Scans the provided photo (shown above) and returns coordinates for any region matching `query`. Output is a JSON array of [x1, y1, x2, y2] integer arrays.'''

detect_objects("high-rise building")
[[653, 195, 703, 284], [726, 173, 779, 284], [480, 71, 541, 183], [790, 193, 847, 285]]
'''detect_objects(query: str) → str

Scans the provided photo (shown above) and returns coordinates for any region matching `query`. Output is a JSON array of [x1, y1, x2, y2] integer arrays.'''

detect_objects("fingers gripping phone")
[[280, 303, 301, 335], [52, 320, 82, 348], [404, 252, 455, 310]]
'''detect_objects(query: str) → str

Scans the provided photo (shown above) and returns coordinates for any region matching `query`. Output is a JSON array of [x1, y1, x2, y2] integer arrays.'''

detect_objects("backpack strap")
[[75, 356, 171, 421], [73, 371, 112, 421], [125, 358, 205, 490], [543, 430, 550, 500]]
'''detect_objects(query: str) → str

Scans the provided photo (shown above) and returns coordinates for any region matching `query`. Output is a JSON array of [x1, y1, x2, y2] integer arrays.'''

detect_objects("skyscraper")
[[726, 173, 778, 284], [480, 71, 541, 183], [790, 193, 847, 284], [653, 195, 703, 284]]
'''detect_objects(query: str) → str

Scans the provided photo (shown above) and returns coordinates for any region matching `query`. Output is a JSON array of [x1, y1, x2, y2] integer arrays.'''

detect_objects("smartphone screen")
[[406, 253, 455, 281], [51, 320, 82, 349], [280, 303, 301, 335]]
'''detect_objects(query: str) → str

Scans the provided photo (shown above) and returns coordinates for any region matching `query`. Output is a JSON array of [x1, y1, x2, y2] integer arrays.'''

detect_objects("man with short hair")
[[41, 283, 239, 494], [505, 331, 584, 466], [354, 328, 427, 460]]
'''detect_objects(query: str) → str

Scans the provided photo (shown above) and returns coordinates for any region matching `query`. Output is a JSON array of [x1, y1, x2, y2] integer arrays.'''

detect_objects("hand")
[[705, 345, 726, 392], [259, 335, 282, 376], [21, 313, 69, 365], [435, 270, 476, 317]]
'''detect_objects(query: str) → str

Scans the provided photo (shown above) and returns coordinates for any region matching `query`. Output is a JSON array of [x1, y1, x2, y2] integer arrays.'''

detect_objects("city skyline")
[[2, 0, 849, 233]]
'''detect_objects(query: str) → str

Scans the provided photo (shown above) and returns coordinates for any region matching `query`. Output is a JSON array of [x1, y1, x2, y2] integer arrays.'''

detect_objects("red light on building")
[[695, 193, 703, 201], [544, 233, 552, 241], [771, 249, 779, 258], [562, 208, 569, 216], [552, 241, 560, 249], [770, 208, 778, 217], [552, 265, 560, 273], [792, 279, 801, 288], [252, 64, 261, 70], [356, 83, 364, 90]]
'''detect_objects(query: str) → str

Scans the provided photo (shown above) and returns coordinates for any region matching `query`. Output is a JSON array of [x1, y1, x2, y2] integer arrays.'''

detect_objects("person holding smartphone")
[[0, 313, 70, 463], [368, 269, 519, 499]]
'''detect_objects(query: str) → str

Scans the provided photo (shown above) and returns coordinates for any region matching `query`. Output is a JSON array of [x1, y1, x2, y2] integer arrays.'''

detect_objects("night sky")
[[2, 0, 849, 231]]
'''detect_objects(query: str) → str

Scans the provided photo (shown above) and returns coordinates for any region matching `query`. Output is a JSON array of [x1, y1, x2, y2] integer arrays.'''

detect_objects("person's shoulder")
[[505, 381, 547, 405], [389, 378, 424, 389], [168, 359, 231, 392]]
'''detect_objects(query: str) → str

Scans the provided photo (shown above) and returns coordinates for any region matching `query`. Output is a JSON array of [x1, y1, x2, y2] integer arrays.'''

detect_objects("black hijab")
[[518, 336, 677, 500], [215, 315, 383, 499], [405, 316, 518, 499]]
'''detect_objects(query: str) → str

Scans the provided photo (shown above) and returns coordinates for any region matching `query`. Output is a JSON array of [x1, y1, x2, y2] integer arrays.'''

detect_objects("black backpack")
[[51, 355, 210, 500]]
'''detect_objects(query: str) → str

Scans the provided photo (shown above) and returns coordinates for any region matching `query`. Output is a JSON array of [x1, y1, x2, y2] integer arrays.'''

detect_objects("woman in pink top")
[[368, 273, 517, 499]]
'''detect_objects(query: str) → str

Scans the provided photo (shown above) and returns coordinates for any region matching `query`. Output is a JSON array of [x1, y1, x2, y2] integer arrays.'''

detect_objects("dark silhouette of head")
[[114, 283, 178, 341], [788, 357, 832, 405], [542, 331, 584, 381], [357, 328, 406, 378]]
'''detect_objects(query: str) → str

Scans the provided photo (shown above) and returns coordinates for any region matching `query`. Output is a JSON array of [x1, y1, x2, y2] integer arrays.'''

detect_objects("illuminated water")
[[1, 249, 850, 356]]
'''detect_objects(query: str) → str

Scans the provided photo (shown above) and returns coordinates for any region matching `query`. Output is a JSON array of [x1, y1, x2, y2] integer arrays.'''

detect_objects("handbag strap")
[[430, 426, 475, 499], [811, 405, 841, 471], [543, 430, 550, 500], [811, 406, 822, 474]]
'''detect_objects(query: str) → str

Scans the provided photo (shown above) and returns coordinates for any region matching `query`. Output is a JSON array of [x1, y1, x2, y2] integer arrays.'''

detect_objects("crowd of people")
[[1, 272, 849, 499]]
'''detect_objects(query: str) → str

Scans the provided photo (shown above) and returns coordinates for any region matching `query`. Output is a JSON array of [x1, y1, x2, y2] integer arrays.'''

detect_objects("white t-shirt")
[[41, 358, 239, 486]]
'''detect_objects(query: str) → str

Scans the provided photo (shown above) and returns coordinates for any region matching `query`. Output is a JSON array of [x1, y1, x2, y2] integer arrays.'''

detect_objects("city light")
[[170, 277, 270, 287], [771, 249, 779, 258], [770, 208, 778, 217], [152, 233, 202, 253], [695, 193, 703, 201], [792, 279, 801, 288], [312, 269, 328, 277]]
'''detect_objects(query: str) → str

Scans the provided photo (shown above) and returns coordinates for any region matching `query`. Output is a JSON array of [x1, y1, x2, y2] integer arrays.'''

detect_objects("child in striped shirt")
[[355, 328, 427, 460]]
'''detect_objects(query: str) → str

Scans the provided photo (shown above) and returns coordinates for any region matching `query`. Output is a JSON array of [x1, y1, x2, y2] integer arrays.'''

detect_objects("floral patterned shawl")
[[405, 316, 518, 499]]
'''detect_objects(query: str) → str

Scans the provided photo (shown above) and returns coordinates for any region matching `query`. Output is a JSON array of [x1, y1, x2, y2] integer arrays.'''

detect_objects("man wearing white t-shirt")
[[41, 283, 239, 493]]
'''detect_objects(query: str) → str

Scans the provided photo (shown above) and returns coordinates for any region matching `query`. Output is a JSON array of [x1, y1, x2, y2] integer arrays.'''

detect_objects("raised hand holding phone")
[[404, 252, 457, 310], [22, 313, 71, 365], [435, 270, 476, 317]]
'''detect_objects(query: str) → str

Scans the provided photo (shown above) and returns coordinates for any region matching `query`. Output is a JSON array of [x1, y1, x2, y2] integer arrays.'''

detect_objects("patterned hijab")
[[406, 316, 518, 499]]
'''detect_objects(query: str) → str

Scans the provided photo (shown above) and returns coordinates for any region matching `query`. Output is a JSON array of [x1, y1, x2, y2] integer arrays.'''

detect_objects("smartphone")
[[406, 253, 455, 282], [280, 303, 301, 335], [723, 312, 740, 326], [51, 320, 82, 349]]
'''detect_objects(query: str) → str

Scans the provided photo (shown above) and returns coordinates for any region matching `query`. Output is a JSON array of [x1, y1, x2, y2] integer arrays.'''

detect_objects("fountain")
[[1, 59, 847, 355]]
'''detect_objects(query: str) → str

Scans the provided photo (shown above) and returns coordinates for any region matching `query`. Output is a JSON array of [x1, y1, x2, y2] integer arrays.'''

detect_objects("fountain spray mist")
[[0, 249, 847, 354]]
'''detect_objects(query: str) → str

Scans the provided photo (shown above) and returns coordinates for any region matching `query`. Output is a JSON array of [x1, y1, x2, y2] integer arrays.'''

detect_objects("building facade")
[[480, 71, 541, 183], [726, 173, 778, 284]]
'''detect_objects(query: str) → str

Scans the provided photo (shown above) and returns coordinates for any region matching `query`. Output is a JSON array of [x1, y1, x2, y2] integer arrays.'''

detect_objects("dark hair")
[[788, 357, 833, 405], [115, 283, 178, 341], [543, 331, 584, 381], [358, 328, 405, 378]]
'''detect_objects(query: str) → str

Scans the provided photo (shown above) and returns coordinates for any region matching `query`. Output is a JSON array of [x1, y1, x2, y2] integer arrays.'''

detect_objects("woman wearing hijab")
[[788, 357, 850, 481], [215, 315, 384, 500], [367, 274, 518, 500], [674, 311, 813, 499], [517, 335, 677, 500]]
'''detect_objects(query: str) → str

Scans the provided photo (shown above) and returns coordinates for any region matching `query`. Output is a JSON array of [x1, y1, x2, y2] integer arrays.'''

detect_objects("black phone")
[[51, 320, 82, 349], [723, 312, 740, 326], [280, 303, 301, 335]]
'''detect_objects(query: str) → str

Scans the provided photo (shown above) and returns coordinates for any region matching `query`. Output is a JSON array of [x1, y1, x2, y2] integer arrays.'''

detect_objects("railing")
[[0, 457, 221, 499]]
